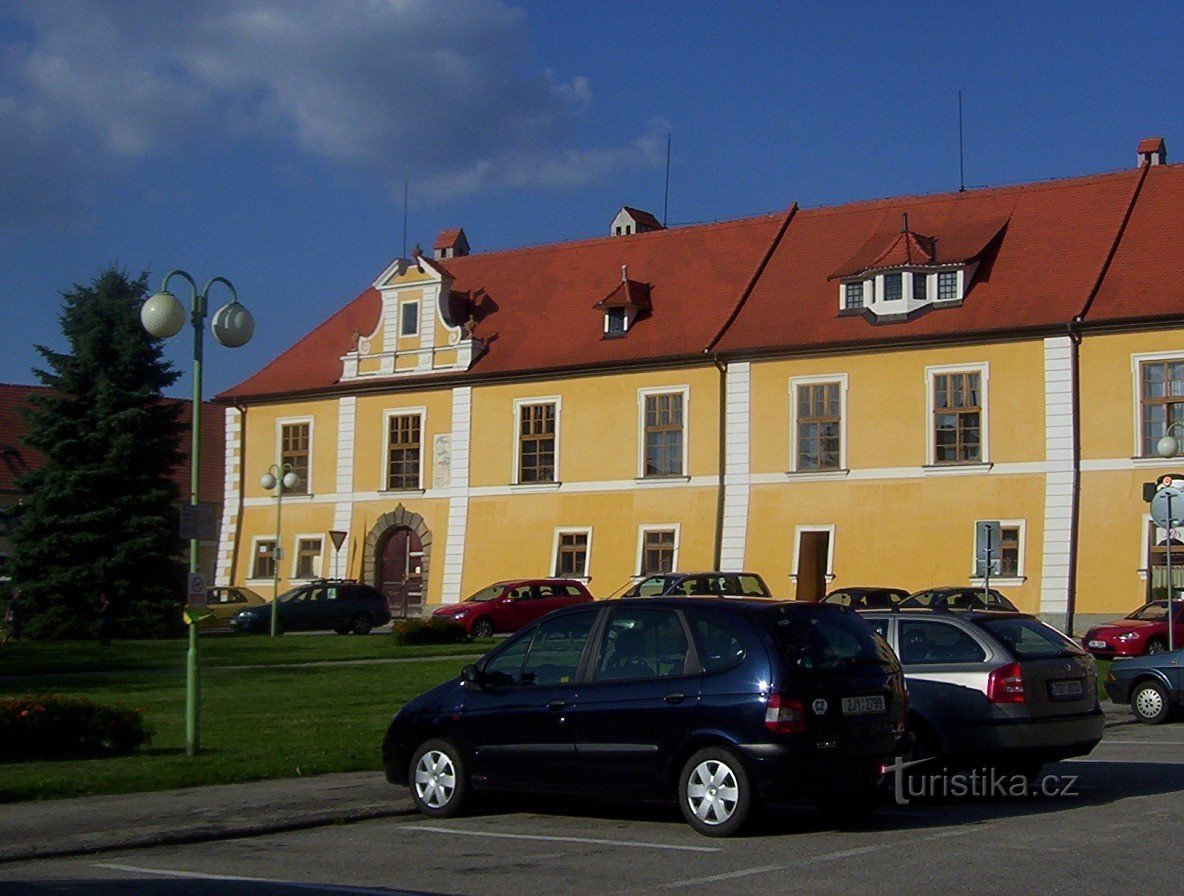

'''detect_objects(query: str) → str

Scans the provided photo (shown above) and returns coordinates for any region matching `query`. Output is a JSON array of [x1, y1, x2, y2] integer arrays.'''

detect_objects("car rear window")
[[771, 607, 886, 670], [976, 617, 1082, 659]]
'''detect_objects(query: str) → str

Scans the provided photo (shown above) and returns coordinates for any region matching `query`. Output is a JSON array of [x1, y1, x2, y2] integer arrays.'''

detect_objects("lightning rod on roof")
[[958, 89, 966, 193], [663, 133, 671, 227], [402, 179, 409, 258]]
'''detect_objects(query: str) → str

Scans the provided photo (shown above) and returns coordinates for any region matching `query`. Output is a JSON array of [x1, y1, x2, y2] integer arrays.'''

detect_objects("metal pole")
[[270, 467, 283, 637], [1168, 492, 1175, 653], [185, 285, 205, 758]]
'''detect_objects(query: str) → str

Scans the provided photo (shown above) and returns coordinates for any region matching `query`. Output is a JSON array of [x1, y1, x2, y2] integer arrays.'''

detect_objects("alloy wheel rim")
[[1135, 688, 1164, 718], [686, 759, 739, 825], [414, 750, 456, 808]]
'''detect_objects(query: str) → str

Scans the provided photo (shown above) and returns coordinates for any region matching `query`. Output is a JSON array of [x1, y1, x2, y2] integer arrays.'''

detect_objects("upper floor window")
[[400, 301, 419, 336], [295, 537, 323, 579], [280, 422, 310, 494], [937, 270, 958, 301], [931, 370, 983, 464], [1140, 359, 1184, 456], [912, 271, 928, 302], [642, 390, 685, 477], [884, 272, 903, 302], [606, 307, 627, 337], [795, 381, 842, 471], [843, 281, 864, 310], [518, 401, 557, 483], [386, 413, 422, 490]]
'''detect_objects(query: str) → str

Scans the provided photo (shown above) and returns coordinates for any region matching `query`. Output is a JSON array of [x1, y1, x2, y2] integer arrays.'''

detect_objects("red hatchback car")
[[1081, 600, 1184, 658], [431, 579, 594, 638]]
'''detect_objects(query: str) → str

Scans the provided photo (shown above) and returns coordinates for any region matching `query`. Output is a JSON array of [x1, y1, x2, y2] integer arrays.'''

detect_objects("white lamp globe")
[[261, 472, 277, 490], [141, 290, 186, 338], [1157, 434, 1180, 459], [281, 471, 300, 490], [211, 301, 255, 348]]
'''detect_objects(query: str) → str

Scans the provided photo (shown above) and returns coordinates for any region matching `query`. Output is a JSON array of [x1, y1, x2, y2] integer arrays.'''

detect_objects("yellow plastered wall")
[[353, 390, 454, 493]]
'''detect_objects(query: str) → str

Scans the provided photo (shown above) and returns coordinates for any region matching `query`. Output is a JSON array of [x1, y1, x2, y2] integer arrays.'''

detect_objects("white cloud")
[[0, 0, 660, 224]]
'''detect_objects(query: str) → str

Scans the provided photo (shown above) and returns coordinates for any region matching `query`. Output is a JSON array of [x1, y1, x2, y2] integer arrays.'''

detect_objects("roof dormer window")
[[595, 264, 652, 339], [606, 307, 627, 337], [937, 270, 958, 301], [884, 272, 903, 302], [843, 281, 864, 310], [912, 270, 928, 302]]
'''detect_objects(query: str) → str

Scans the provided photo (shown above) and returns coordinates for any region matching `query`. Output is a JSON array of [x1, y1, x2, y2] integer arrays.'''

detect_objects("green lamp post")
[[261, 463, 300, 637]]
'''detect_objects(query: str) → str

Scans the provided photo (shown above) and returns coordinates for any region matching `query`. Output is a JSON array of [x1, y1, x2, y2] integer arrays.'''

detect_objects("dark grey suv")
[[383, 597, 907, 836], [230, 579, 391, 635]]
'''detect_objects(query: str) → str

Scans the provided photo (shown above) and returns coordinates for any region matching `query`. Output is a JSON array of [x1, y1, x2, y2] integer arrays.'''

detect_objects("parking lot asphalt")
[[0, 702, 1138, 866]]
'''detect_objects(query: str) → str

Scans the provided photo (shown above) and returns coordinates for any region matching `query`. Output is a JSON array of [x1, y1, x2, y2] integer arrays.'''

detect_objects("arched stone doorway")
[[364, 506, 431, 618]]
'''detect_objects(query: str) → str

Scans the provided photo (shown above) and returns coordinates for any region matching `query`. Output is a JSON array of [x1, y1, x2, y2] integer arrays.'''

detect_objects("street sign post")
[[1148, 483, 1184, 652], [976, 520, 1002, 601]]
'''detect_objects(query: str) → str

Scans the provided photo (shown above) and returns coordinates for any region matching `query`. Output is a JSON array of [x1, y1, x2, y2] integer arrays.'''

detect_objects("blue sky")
[[1, 1, 1182, 398]]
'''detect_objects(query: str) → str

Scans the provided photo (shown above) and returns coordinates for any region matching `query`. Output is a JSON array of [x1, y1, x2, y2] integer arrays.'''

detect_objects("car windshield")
[[623, 576, 676, 598], [276, 588, 304, 603], [977, 617, 1082, 659], [771, 606, 889, 671], [1127, 602, 1168, 621], [465, 583, 509, 603]]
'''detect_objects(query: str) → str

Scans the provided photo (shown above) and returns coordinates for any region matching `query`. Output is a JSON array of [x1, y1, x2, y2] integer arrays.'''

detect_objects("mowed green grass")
[[0, 634, 487, 802]]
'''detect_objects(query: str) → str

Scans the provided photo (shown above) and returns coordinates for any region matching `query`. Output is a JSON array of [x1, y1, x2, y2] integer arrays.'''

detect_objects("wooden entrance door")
[[794, 530, 830, 603], [378, 526, 425, 618]]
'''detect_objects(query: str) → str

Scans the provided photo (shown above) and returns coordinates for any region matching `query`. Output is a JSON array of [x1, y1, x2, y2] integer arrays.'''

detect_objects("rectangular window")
[[280, 422, 310, 494], [386, 414, 422, 490], [912, 271, 927, 302], [644, 392, 684, 477], [884, 272, 903, 301], [844, 281, 864, 309], [796, 382, 841, 470], [519, 402, 556, 482], [933, 371, 981, 463], [1140, 359, 1184, 456], [641, 529, 676, 575], [555, 531, 589, 578], [400, 301, 419, 336], [606, 307, 627, 336], [975, 522, 1021, 578], [253, 539, 277, 579], [937, 270, 959, 301], [295, 538, 323, 579]]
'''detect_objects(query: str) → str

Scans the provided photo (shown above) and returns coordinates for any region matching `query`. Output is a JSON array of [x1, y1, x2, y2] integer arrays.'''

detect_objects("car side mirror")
[[461, 664, 482, 687]]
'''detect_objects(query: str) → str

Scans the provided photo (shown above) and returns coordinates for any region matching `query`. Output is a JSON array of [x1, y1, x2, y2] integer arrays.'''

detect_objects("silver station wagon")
[[861, 608, 1104, 777]]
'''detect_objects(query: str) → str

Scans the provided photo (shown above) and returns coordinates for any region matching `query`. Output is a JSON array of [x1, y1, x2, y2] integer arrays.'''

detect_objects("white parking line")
[[662, 844, 886, 888], [1093, 739, 1184, 746], [408, 824, 721, 853], [94, 863, 386, 893]]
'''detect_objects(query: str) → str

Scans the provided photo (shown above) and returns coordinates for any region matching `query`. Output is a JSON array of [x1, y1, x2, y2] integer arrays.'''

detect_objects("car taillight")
[[764, 694, 806, 733], [987, 663, 1025, 703]]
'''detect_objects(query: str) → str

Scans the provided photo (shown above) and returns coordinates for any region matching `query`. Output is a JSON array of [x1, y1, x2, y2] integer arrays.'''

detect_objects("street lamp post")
[[1154, 422, 1184, 652], [261, 463, 299, 637], [141, 270, 254, 757]]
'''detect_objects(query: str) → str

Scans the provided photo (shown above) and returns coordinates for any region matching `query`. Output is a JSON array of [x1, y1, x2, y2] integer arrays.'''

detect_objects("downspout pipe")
[[713, 356, 727, 570], [1065, 317, 1083, 636]]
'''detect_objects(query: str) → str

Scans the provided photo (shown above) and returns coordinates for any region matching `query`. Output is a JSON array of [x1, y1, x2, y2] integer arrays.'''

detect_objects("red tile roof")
[[621, 207, 664, 231], [1138, 137, 1166, 155], [434, 228, 464, 250]]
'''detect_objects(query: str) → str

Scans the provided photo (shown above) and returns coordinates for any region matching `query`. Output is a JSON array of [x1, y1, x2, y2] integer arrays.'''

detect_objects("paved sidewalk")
[[0, 702, 1136, 865]]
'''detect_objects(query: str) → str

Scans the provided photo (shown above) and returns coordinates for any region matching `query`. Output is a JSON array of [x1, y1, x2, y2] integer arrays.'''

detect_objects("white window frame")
[[789, 524, 837, 584], [275, 415, 314, 496], [1130, 351, 1184, 463], [291, 534, 324, 582], [969, 518, 1026, 586], [789, 373, 849, 474], [247, 536, 278, 584], [925, 362, 990, 468], [551, 527, 592, 581], [381, 406, 427, 492], [635, 524, 681, 577], [512, 396, 562, 486], [637, 385, 691, 480], [399, 299, 420, 337]]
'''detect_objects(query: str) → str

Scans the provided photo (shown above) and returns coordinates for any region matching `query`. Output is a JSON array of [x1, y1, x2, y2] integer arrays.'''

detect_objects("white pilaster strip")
[[719, 362, 751, 570], [442, 387, 472, 603], [331, 396, 357, 578], [1040, 336, 1075, 617], [215, 407, 243, 586]]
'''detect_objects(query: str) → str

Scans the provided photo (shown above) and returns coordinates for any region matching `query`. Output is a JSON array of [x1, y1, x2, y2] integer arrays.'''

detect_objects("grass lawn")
[[0, 633, 488, 803]]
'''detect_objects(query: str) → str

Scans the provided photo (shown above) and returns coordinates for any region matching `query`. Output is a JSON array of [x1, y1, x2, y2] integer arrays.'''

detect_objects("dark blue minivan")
[[382, 597, 907, 835]]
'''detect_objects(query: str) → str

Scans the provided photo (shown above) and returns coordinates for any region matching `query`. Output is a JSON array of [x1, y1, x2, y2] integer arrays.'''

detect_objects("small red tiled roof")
[[621, 207, 664, 230], [1138, 137, 1166, 155], [434, 228, 464, 250], [595, 278, 652, 311]]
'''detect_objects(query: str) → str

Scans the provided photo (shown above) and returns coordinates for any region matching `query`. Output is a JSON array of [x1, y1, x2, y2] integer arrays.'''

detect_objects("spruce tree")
[[11, 268, 186, 639]]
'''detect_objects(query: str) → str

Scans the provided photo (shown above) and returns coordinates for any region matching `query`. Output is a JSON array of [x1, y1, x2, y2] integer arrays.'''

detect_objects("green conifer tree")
[[11, 268, 185, 639]]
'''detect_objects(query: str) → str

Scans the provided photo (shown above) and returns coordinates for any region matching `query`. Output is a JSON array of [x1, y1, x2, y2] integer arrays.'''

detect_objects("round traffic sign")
[[1150, 486, 1184, 530]]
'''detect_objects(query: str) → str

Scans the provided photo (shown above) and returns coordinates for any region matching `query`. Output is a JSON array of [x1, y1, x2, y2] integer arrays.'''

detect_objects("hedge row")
[[390, 617, 469, 646], [0, 695, 153, 762]]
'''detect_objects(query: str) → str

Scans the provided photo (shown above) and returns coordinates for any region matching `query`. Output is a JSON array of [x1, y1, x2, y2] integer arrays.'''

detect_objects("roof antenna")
[[958, 89, 966, 192], [402, 179, 409, 257], [663, 132, 671, 227], [902, 213, 909, 233]]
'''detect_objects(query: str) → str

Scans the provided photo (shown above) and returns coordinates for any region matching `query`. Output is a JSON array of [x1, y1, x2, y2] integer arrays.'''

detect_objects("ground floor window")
[[1148, 523, 1184, 601], [639, 528, 677, 576], [554, 529, 590, 578], [295, 537, 323, 580], [253, 539, 277, 579]]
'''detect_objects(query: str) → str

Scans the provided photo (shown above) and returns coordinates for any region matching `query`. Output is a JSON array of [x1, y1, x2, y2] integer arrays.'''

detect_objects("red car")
[[432, 579, 594, 638], [1082, 600, 1184, 658]]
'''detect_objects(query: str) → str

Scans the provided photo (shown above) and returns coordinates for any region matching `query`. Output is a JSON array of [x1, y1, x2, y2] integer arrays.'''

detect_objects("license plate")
[[1049, 679, 1084, 700], [1087, 640, 1107, 649], [842, 695, 886, 715]]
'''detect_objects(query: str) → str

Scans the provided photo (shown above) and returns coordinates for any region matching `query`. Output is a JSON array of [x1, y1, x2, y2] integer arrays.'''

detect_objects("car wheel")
[[678, 747, 753, 837], [1131, 679, 1171, 724], [350, 613, 373, 635], [472, 617, 495, 639], [409, 739, 468, 818], [1146, 638, 1168, 655]]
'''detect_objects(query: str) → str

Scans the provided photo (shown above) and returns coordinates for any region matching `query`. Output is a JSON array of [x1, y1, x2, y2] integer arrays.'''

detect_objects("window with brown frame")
[[555, 531, 588, 578], [253, 539, 277, 579], [387, 414, 422, 490], [295, 538, 323, 579], [999, 526, 1020, 578], [644, 392, 684, 477], [1140, 360, 1184, 456], [518, 403, 556, 482], [641, 529, 676, 575], [280, 422, 310, 494], [796, 382, 841, 470], [933, 372, 981, 463]]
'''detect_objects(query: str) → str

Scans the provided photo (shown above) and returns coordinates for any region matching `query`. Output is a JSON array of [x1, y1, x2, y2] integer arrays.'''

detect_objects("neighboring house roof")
[[0, 383, 224, 505], [621, 206, 664, 230], [219, 158, 1184, 402]]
